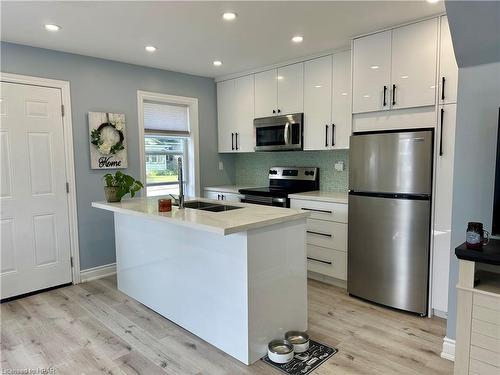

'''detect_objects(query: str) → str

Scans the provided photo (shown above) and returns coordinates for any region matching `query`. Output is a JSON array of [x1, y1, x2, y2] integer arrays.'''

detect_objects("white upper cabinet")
[[391, 18, 438, 110], [352, 18, 439, 114], [217, 79, 234, 153], [234, 75, 255, 152], [304, 55, 332, 150], [277, 63, 304, 115], [217, 75, 255, 153], [439, 16, 458, 105], [255, 69, 278, 118], [331, 50, 351, 149], [352, 30, 392, 114]]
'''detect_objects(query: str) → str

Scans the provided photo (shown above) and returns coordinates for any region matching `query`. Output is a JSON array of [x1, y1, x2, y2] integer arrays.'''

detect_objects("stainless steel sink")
[[175, 200, 243, 212]]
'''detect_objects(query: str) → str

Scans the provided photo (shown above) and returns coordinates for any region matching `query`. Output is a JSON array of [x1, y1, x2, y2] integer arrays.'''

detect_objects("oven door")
[[241, 195, 289, 208], [254, 113, 303, 151]]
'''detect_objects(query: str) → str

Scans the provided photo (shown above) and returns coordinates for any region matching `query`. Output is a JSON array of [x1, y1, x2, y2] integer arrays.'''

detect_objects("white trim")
[[441, 337, 456, 362], [80, 263, 116, 283], [433, 309, 448, 319], [0, 72, 81, 284], [137, 90, 200, 197]]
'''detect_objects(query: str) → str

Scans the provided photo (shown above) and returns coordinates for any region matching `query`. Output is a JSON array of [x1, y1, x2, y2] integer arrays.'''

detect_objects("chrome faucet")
[[170, 157, 184, 209]]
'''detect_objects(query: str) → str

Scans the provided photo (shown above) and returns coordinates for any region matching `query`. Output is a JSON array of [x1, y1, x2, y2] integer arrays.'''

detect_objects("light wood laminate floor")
[[1, 276, 453, 374]]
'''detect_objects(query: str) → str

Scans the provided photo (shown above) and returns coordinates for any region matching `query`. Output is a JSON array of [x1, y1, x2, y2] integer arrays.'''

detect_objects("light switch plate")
[[334, 161, 345, 172], [218, 161, 224, 171]]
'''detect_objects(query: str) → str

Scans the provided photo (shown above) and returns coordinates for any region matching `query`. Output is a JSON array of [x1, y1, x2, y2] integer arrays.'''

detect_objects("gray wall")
[[446, 61, 500, 339], [1, 42, 235, 270]]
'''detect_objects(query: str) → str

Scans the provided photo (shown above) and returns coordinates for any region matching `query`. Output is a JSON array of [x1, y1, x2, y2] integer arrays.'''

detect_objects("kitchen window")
[[138, 91, 200, 198]]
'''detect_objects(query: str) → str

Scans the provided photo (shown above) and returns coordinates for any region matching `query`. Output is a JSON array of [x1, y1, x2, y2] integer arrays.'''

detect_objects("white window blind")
[[144, 100, 190, 135]]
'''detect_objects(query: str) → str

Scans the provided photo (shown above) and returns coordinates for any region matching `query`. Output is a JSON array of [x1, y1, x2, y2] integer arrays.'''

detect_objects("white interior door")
[[0, 81, 72, 299]]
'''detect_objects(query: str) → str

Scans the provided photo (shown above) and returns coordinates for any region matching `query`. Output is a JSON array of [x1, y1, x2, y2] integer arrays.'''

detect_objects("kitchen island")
[[92, 197, 309, 365]]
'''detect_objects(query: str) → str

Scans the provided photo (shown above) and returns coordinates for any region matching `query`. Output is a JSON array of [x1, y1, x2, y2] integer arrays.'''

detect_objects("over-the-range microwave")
[[254, 113, 303, 151]]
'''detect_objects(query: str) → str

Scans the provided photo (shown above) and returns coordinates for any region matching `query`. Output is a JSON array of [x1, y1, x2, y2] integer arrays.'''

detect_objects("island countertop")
[[92, 197, 309, 235]]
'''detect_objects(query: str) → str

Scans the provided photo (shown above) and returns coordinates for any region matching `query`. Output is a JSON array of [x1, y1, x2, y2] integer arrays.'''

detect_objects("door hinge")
[[70, 256, 73, 268], [61, 104, 65, 117], [66, 182, 70, 193]]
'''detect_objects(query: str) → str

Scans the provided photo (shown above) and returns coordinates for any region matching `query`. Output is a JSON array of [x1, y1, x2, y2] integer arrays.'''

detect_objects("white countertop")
[[92, 197, 309, 236], [288, 191, 349, 204], [203, 185, 256, 194]]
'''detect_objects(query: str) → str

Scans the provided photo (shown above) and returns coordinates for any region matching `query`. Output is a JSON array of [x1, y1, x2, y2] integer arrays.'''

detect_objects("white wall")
[[446, 61, 500, 339]]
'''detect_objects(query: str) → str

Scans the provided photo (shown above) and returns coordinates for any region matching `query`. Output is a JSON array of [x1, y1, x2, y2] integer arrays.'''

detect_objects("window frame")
[[137, 91, 200, 198]]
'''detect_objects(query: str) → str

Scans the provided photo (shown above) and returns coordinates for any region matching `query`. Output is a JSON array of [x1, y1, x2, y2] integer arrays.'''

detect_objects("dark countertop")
[[455, 239, 500, 266]]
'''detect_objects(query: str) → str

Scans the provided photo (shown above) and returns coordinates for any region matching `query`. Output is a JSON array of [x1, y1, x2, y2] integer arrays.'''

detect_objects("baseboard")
[[307, 271, 347, 289], [433, 309, 448, 319], [80, 263, 116, 283], [441, 336, 455, 362]]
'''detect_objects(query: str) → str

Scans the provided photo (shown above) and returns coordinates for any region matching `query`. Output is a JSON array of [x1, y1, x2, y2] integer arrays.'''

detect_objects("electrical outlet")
[[334, 161, 345, 172], [218, 161, 224, 171]]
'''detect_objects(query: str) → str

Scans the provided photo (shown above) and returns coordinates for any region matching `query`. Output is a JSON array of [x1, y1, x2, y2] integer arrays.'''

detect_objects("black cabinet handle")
[[272, 109, 276, 114], [392, 84, 396, 106], [307, 257, 332, 265], [383, 85, 387, 106], [331, 123, 335, 147], [277, 109, 281, 113], [439, 108, 444, 156], [221, 194, 225, 200], [325, 125, 328, 147], [235, 133, 239, 150], [301, 207, 333, 214], [231, 133, 234, 150], [307, 230, 332, 238], [441, 77, 446, 101]]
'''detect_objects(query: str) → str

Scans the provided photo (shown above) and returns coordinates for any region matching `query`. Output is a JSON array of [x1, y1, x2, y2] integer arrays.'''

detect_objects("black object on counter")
[[456, 238, 500, 266]]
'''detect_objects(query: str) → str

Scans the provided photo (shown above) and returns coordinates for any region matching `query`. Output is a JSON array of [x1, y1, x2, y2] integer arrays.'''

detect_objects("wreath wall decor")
[[88, 112, 128, 169]]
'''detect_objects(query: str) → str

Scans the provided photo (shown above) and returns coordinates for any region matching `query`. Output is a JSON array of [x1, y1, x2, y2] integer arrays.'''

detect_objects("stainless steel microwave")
[[254, 113, 303, 151]]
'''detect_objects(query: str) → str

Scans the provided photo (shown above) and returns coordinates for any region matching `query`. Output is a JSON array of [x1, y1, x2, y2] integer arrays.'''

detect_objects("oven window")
[[256, 125, 286, 146]]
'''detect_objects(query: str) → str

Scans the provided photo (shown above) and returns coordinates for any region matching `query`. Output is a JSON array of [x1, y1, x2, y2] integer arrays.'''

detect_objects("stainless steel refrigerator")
[[348, 129, 433, 315]]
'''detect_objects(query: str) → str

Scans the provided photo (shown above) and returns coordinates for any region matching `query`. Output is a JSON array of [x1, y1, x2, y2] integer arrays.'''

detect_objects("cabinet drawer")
[[470, 359, 500, 375], [306, 219, 347, 251], [291, 199, 347, 223], [306, 244, 347, 280], [475, 293, 500, 312], [470, 345, 500, 368]]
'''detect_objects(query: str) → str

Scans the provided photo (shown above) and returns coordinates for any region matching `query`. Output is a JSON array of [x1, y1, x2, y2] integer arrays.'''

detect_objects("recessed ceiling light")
[[341, 92, 348, 96], [44, 24, 61, 32], [363, 94, 371, 98], [291, 35, 304, 43], [222, 12, 237, 21], [213, 60, 223, 66], [427, 0, 439, 3], [314, 85, 322, 88], [370, 65, 379, 70], [145, 45, 157, 52], [401, 75, 409, 79], [277, 76, 284, 80]]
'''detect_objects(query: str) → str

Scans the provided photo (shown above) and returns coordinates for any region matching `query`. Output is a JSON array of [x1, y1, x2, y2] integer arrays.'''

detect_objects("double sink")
[[177, 200, 243, 213]]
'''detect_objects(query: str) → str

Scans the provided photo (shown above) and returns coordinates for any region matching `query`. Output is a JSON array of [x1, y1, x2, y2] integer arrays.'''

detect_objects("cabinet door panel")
[[255, 69, 277, 118], [431, 103, 456, 313], [277, 63, 304, 115], [304, 56, 332, 150], [217, 80, 235, 152], [439, 16, 458, 105], [234, 75, 255, 152], [332, 50, 351, 149], [391, 18, 438, 110], [352, 30, 391, 114]]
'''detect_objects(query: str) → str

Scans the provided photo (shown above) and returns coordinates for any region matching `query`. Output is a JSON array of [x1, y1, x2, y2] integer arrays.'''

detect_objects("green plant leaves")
[[102, 172, 143, 200]]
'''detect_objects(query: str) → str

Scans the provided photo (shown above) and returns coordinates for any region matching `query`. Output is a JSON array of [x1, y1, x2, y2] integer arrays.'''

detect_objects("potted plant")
[[103, 171, 143, 203]]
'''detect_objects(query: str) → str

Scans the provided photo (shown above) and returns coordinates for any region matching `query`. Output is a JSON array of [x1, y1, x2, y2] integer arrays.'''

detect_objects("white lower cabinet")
[[291, 198, 348, 283]]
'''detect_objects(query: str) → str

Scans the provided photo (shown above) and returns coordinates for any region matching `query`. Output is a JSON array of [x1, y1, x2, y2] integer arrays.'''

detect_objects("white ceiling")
[[1, 1, 445, 78]]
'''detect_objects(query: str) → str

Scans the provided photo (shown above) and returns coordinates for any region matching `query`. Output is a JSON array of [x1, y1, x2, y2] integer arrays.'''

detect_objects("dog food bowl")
[[267, 339, 294, 364], [285, 331, 310, 353]]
